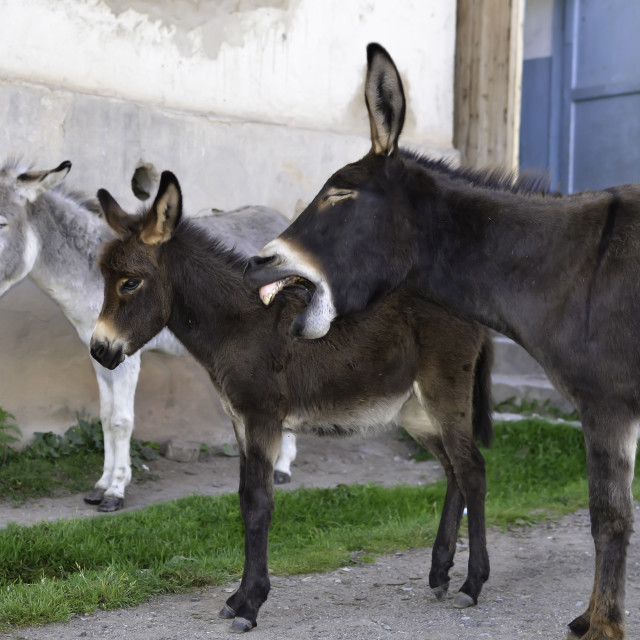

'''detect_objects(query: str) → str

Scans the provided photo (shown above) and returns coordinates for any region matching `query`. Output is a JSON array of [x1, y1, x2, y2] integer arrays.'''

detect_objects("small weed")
[[0, 408, 21, 464]]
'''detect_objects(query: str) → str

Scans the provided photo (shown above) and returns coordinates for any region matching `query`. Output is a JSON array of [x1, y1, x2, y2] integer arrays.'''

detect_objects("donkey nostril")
[[90, 340, 107, 360], [247, 254, 276, 271]]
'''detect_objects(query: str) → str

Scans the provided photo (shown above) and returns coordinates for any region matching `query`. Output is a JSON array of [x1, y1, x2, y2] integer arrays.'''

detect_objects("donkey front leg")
[[220, 416, 281, 632], [568, 414, 636, 640], [85, 355, 140, 512]]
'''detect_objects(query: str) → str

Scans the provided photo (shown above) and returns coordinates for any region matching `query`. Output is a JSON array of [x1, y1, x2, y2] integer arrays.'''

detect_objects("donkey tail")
[[472, 335, 494, 449]]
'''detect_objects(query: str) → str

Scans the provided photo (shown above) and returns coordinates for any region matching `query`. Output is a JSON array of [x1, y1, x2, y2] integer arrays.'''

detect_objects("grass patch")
[[0, 418, 159, 503], [1, 418, 637, 629]]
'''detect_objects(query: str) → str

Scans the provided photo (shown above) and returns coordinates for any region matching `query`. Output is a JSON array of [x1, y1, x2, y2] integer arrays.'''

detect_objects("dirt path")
[[2, 430, 640, 640]]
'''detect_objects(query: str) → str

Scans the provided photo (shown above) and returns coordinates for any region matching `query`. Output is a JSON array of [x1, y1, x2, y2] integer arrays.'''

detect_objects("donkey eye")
[[120, 278, 141, 293], [323, 190, 355, 203]]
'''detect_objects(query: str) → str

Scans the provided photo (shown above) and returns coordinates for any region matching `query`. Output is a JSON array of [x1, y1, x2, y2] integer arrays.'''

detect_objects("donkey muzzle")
[[90, 337, 125, 370]]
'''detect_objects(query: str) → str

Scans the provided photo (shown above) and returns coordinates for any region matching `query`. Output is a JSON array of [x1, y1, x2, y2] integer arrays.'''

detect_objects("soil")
[[1, 429, 639, 640]]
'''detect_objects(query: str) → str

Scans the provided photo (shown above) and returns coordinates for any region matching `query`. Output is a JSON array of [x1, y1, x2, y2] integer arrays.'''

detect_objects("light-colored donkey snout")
[[91, 319, 127, 370]]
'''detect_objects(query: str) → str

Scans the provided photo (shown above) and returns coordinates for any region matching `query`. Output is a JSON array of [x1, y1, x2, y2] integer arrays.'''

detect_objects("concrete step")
[[492, 334, 546, 377], [490, 335, 575, 413]]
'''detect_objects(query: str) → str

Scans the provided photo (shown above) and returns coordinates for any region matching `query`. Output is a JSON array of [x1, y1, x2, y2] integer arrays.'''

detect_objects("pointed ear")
[[97, 188, 136, 240], [17, 160, 72, 202], [364, 43, 406, 156], [140, 171, 182, 246]]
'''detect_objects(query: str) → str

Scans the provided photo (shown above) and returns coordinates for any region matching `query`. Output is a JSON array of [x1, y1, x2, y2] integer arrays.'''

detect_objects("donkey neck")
[[28, 189, 109, 338], [415, 176, 615, 352], [163, 222, 258, 358]]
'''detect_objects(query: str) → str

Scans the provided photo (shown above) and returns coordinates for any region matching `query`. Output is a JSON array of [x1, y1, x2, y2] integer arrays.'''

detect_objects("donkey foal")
[[90, 171, 493, 631]]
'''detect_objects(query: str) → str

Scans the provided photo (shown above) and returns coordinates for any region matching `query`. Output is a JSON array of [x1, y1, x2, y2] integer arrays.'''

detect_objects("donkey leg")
[[84, 363, 116, 505], [273, 431, 297, 484], [426, 440, 466, 600], [449, 439, 488, 609], [98, 355, 140, 512], [428, 427, 488, 609], [568, 414, 636, 640], [221, 416, 281, 632], [400, 397, 466, 599], [409, 385, 489, 607]]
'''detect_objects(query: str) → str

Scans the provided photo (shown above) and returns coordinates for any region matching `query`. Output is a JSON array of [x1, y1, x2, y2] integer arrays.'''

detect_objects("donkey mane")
[[105, 208, 250, 277], [174, 219, 250, 273], [401, 149, 554, 196]]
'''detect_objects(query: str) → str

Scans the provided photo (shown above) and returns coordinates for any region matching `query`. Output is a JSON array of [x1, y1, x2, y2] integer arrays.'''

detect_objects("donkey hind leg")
[[406, 387, 489, 608], [273, 430, 297, 484], [221, 416, 282, 632], [568, 413, 637, 640], [400, 397, 469, 602]]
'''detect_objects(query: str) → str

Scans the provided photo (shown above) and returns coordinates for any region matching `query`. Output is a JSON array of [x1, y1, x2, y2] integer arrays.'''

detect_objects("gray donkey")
[[0, 159, 297, 512]]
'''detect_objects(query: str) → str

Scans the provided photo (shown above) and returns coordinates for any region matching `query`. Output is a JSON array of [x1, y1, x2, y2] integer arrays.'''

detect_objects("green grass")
[[0, 418, 159, 503], [1, 418, 638, 629]]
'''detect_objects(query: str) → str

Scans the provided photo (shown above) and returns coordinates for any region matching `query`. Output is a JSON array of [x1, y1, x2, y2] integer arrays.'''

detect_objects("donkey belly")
[[284, 390, 413, 437]]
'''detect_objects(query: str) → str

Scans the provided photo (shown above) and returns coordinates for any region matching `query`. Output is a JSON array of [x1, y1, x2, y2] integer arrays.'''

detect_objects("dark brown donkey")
[[243, 43, 640, 640], [89, 171, 493, 632]]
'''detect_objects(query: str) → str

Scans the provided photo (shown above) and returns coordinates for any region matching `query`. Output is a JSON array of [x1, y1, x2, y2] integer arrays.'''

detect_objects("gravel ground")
[[1, 429, 639, 640]]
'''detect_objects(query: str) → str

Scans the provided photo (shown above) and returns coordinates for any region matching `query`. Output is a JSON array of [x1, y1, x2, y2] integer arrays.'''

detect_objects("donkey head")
[[0, 160, 71, 297], [243, 43, 417, 339], [90, 171, 182, 369]]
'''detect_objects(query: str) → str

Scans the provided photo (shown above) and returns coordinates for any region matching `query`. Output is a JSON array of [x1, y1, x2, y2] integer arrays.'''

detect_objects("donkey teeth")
[[259, 276, 306, 306], [259, 281, 283, 306]]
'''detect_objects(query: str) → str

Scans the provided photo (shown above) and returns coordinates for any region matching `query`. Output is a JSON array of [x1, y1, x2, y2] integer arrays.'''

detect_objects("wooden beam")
[[454, 0, 524, 170]]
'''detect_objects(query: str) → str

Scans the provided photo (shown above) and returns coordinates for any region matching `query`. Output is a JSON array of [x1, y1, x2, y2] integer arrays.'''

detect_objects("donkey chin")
[[90, 336, 127, 370]]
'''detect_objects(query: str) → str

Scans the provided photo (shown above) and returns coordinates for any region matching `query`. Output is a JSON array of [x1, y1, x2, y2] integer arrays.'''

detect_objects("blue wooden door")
[[520, 0, 640, 193]]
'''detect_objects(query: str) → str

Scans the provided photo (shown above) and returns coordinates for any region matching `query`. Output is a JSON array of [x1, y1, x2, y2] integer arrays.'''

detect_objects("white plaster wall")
[[0, 0, 458, 447], [0, 0, 455, 148]]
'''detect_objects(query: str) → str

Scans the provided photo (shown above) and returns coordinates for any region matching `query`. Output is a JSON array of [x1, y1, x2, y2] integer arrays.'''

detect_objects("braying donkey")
[[244, 43, 640, 640], [0, 159, 297, 512], [90, 170, 493, 631]]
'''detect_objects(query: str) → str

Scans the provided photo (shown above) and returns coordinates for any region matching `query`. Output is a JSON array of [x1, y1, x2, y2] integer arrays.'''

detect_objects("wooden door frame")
[[454, 0, 525, 171]]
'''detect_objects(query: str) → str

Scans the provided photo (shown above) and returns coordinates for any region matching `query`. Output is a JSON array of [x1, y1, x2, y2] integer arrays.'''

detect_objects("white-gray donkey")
[[0, 159, 297, 511]]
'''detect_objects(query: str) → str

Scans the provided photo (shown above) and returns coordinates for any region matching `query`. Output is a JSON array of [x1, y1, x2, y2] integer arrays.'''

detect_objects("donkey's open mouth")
[[259, 275, 314, 306], [244, 245, 337, 338]]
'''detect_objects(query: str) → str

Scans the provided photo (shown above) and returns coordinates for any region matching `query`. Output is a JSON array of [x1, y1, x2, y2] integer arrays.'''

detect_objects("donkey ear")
[[140, 171, 182, 246], [364, 43, 406, 156], [16, 160, 72, 203], [97, 189, 136, 240]]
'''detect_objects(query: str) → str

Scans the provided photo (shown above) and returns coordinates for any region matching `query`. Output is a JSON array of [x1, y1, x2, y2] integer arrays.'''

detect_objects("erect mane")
[[175, 218, 250, 273], [401, 149, 554, 196]]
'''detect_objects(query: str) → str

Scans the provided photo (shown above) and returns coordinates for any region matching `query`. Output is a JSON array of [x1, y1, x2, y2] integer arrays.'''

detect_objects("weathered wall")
[[0, 0, 458, 447]]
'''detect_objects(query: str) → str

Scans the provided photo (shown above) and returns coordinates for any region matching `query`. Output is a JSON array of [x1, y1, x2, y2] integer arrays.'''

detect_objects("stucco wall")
[[0, 0, 458, 447]]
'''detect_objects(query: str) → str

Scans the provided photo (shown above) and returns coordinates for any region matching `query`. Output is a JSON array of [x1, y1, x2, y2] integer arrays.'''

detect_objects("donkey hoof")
[[452, 592, 476, 609], [230, 617, 255, 633], [567, 614, 590, 637], [98, 496, 124, 512], [431, 584, 449, 601], [84, 488, 105, 505], [273, 470, 291, 485], [219, 604, 236, 620]]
